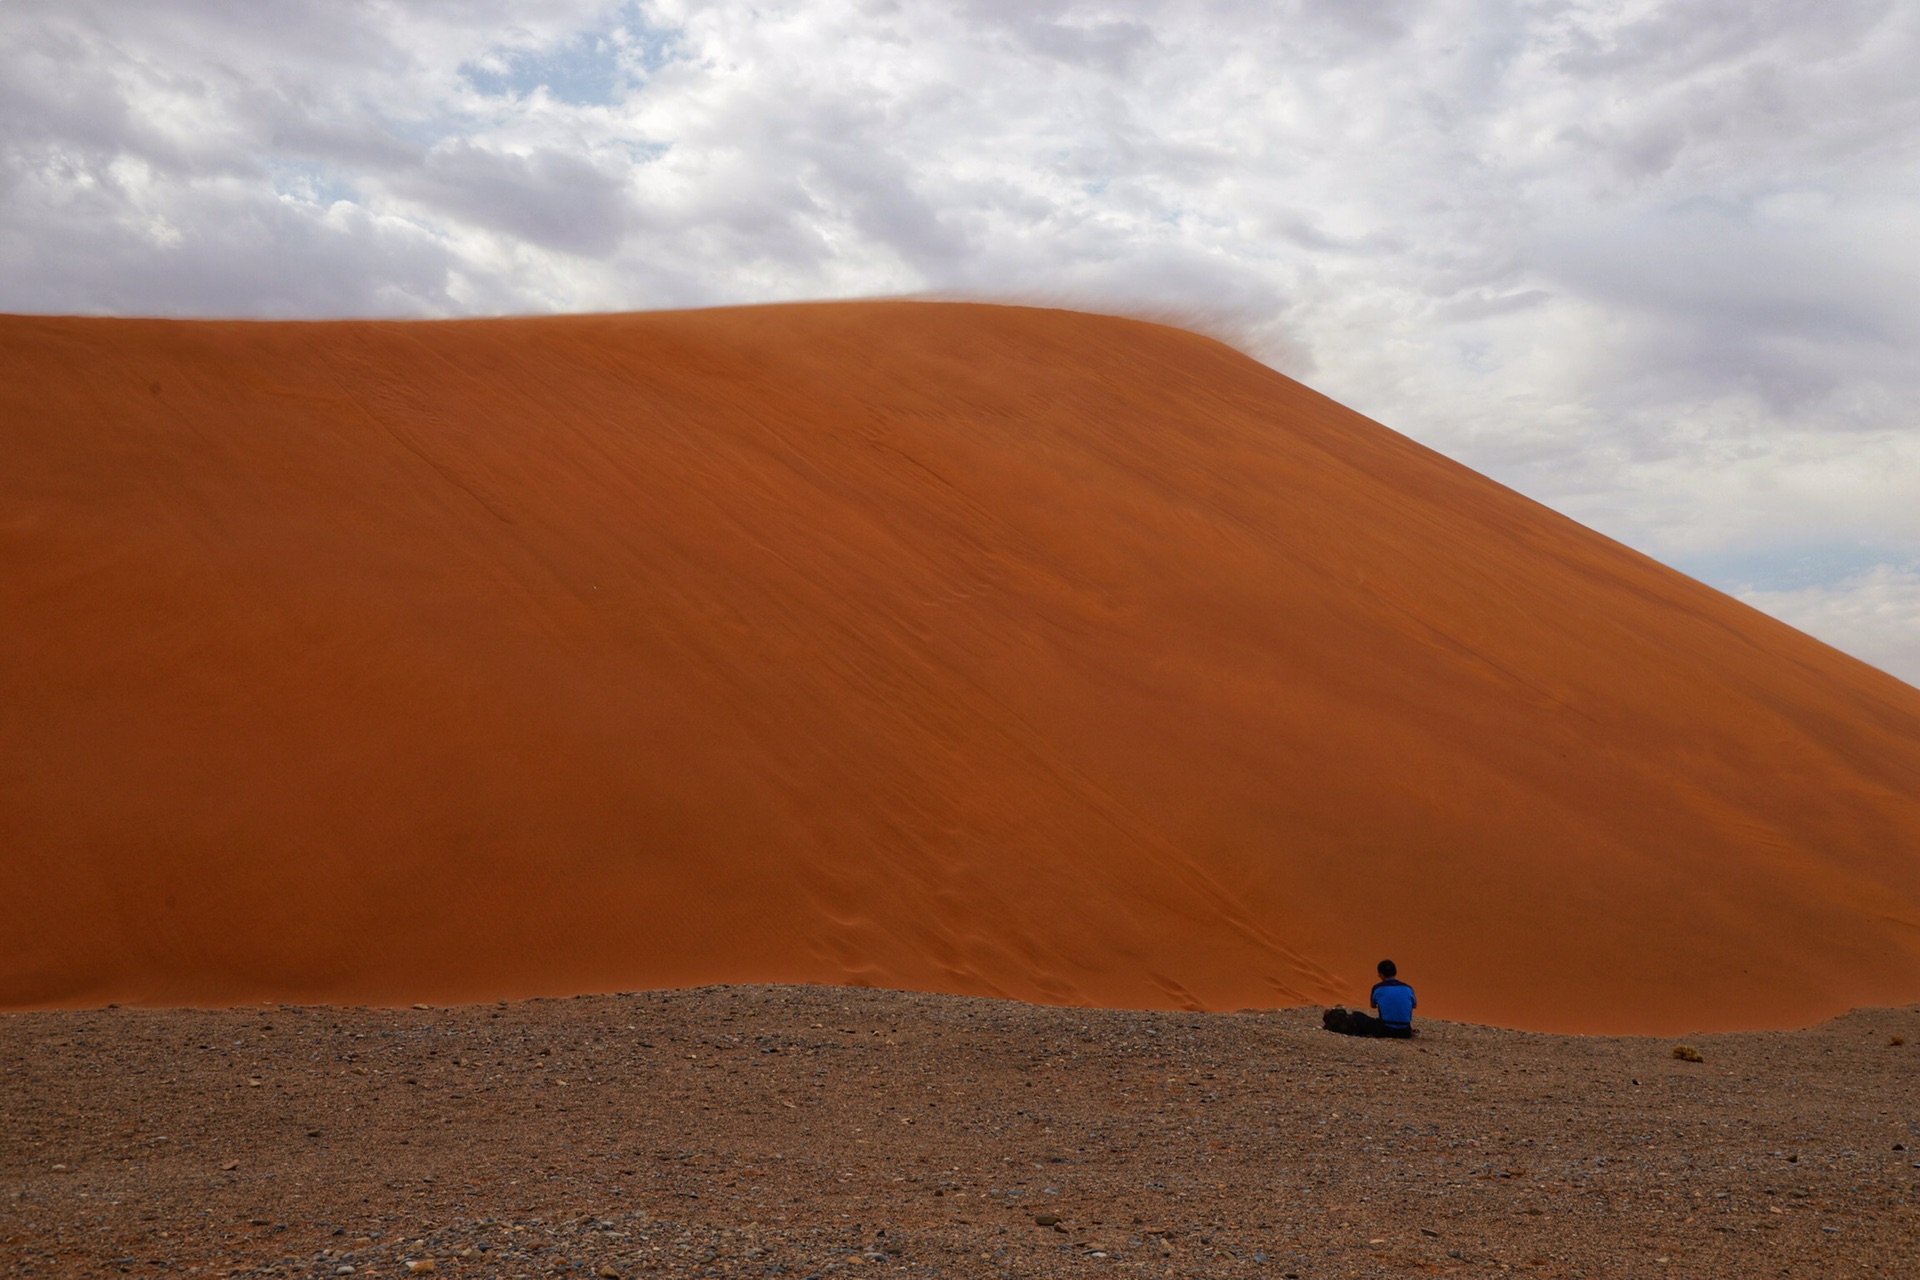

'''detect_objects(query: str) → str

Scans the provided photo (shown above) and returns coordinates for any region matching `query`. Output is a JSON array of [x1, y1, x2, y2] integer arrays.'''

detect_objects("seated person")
[[1322, 959, 1416, 1038]]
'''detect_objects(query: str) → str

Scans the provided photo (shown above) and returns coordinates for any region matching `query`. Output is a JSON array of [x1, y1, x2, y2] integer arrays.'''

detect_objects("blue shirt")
[[1370, 978, 1416, 1027]]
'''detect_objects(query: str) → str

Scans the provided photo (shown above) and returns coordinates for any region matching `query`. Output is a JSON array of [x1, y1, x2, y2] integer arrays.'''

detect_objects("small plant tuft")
[[1889, 1035, 1906, 1047], [1671, 1044, 1704, 1063]]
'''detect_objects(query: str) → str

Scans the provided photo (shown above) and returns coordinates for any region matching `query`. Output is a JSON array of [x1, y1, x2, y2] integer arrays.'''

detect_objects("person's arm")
[[1369, 982, 1380, 1010]]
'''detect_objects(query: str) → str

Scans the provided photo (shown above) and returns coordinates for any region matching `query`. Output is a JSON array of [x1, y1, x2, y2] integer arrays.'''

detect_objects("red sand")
[[2, 302, 1917, 1033]]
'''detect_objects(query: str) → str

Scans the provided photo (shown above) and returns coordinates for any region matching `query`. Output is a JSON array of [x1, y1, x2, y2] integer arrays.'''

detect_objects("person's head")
[[1377, 959, 1397, 979]]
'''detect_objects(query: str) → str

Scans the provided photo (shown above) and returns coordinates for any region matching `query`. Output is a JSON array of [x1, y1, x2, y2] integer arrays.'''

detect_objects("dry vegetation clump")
[[1671, 1043, 1705, 1062], [1890, 1035, 1906, 1046]]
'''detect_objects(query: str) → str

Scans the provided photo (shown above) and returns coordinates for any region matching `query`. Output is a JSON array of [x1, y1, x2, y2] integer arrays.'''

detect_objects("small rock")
[[1420, 1228, 1441, 1238], [336, 1267, 355, 1275], [413, 1003, 432, 1010], [405, 1261, 436, 1273], [221, 1160, 240, 1171], [597, 1267, 622, 1279], [1034, 1213, 1059, 1227], [246, 1077, 264, 1087]]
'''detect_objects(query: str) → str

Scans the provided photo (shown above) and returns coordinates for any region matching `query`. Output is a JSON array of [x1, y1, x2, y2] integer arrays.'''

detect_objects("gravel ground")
[[3, 986, 1917, 1279]]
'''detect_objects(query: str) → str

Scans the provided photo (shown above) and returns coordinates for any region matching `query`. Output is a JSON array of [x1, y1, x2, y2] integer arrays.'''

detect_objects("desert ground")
[[5, 986, 1917, 1278]]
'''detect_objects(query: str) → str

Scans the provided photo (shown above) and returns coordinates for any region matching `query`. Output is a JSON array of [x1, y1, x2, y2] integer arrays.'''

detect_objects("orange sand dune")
[[3, 302, 1918, 1033]]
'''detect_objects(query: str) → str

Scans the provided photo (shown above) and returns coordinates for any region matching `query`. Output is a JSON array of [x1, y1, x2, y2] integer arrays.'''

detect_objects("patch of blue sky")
[[619, 139, 670, 165], [1676, 542, 1919, 593], [614, 11, 683, 77], [464, 6, 682, 107], [266, 160, 359, 209]]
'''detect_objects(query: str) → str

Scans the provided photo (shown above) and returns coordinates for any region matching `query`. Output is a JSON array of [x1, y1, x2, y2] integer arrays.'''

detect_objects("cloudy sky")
[[5, 1, 1918, 682]]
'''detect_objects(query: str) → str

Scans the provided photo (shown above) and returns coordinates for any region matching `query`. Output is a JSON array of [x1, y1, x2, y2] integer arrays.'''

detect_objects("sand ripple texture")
[[3, 302, 1920, 1031]]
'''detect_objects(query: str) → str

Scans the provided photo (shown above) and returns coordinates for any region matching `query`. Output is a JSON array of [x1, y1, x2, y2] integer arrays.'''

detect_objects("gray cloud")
[[2, 0, 1917, 680], [394, 142, 635, 256]]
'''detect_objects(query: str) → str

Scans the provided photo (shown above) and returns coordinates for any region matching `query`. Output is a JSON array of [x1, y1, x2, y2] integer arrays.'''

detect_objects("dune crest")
[[3, 302, 1918, 1032]]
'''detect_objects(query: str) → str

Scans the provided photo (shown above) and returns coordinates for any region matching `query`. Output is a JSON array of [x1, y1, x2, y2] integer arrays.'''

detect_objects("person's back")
[[1323, 959, 1416, 1038], [1370, 969, 1416, 1035]]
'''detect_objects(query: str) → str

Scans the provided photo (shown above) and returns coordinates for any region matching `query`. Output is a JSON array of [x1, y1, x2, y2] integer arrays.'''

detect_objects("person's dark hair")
[[1377, 959, 1397, 978]]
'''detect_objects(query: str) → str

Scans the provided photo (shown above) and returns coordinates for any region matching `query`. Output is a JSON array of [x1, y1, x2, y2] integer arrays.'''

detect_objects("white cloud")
[[3, 0, 1918, 680]]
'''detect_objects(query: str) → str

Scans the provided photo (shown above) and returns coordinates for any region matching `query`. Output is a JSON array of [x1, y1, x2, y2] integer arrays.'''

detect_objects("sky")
[[4, 0, 1917, 683]]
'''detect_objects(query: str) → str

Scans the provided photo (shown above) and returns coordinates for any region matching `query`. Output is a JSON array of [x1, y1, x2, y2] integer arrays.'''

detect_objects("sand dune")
[[2, 302, 1917, 1032]]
